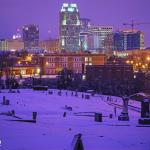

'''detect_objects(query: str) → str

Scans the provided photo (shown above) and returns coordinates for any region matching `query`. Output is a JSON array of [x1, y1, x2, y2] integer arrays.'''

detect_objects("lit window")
[[62, 20, 66, 25], [63, 3, 68, 7], [70, 4, 77, 7], [85, 57, 88, 62], [62, 39, 65, 46], [68, 7, 74, 12]]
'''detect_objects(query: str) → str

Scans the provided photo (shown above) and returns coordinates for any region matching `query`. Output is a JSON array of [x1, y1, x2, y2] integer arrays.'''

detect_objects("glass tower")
[[80, 18, 91, 51], [90, 26, 113, 53], [114, 30, 145, 51], [60, 3, 80, 51]]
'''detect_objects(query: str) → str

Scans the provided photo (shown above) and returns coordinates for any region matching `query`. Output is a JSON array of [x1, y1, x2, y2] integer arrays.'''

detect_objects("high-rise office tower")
[[80, 18, 92, 51], [90, 26, 113, 53], [60, 3, 80, 51], [23, 24, 39, 49], [114, 29, 145, 51]]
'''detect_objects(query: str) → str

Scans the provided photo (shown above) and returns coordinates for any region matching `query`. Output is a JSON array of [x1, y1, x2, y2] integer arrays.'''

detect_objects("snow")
[[0, 89, 150, 150]]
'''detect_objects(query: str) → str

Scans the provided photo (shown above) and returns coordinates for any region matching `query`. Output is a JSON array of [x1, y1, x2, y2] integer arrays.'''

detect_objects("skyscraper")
[[90, 26, 113, 53], [60, 3, 81, 51], [80, 18, 91, 51], [114, 29, 145, 51], [23, 24, 39, 49]]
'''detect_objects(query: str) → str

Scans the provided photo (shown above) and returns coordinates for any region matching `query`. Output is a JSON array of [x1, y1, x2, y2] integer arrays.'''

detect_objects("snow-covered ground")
[[0, 89, 150, 150]]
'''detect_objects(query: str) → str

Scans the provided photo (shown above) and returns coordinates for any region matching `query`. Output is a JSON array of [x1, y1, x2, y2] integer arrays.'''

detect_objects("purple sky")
[[0, 0, 150, 47]]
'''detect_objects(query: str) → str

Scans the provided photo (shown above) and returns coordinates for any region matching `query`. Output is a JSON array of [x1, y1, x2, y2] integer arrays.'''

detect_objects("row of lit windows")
[[46, 57, 94, 63], [46, 69, 55, 74], [73, 63, 82, 67]]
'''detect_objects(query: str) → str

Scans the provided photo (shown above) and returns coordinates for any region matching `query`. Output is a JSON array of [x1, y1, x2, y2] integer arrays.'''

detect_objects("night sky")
[[0, 0, 150, 47]]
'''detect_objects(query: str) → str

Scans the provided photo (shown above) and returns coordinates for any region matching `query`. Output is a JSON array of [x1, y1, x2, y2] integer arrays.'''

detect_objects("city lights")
[[36, 68, 41, 74], [0, 1, 150, 150]]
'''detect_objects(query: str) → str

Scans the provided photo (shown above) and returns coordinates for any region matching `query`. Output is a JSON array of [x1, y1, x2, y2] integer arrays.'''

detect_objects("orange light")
[[26, 56, 32, 62], [146, 57, 150, 61], [135, 63, 138, 66], [130, 61, 133, 64]]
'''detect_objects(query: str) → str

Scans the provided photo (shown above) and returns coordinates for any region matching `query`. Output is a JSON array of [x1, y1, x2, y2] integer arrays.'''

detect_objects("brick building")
[[43, 53, 106, 75]]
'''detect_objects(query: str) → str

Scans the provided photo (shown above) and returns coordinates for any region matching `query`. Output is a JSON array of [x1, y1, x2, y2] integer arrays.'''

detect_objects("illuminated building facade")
[[23, 24, 39, 49], [0, 39, 8, 51], [114, 30, 145, 51], [12, 55, 43, 77], [60, 3, 81, 51], [90, 26, 113, 53], [13, 33, 22, 40], [44, 53, 106, 75], [0, 39, 24, 51], [114, 49, 150, 72], [7, 39, 24, 51], [80, 18, 92, 51]]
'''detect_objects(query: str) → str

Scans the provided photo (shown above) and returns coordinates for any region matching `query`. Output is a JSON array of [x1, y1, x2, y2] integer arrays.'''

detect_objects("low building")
[[12, 65, 41, 77], [7, 39, 24, 51], [11, 54, 44, 77], [86, 64, 133, 83], [43, 53, 106, 75], [114, 49, 150, 72]]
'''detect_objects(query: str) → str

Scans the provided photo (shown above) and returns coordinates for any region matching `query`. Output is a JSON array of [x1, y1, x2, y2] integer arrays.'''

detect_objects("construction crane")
[[123, 20, 150, 32]]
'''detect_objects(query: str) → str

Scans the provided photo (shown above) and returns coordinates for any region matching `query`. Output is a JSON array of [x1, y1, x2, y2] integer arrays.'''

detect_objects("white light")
[[13, 35, 16, 40], [63, 3, 68, 7], [61, 8, 66, 12], [62, 20, 66, 25], [70, 4, 77, 7], [62, 39, 65, 46], [68, 7, 74, 12], [77, 20, 80, 25], [82, 75, 86, 80]]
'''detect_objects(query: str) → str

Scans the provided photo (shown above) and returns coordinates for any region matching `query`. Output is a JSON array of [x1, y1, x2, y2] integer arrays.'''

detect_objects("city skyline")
[[0, 0, 150, 47]]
